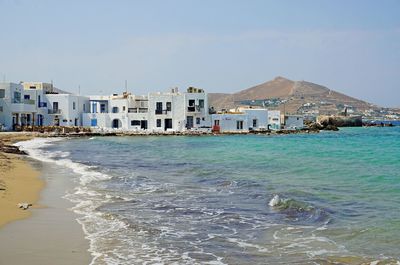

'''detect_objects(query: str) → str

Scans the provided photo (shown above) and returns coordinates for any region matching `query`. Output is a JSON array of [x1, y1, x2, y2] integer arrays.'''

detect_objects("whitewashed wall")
[[243, 109, 268, 130], [268, 110, 281, 130], [211, 113, 248, 132], [284, 115, 304, 129]]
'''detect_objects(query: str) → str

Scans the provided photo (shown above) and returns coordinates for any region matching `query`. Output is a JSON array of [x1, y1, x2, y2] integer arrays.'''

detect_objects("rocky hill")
[[208, 77, 379, 115]]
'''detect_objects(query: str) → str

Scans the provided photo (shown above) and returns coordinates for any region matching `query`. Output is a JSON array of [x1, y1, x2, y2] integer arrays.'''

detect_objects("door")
[[112, 119, 120, 128], [186, 116, 193, 129], [37, 114, 43, 126], [140, 120, 148, 130], [164, 119, 172, 131]]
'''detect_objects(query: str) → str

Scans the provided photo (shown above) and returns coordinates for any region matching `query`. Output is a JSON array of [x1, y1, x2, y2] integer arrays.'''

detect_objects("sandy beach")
[[0, 154, 44, 227], [0, 133, 42, 227], [0, 133, 91, 265]]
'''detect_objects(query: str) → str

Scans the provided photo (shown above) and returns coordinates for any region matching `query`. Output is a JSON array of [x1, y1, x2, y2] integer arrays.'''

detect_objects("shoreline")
[[0, 133, 43, 228], [0, 133, 91, 264], [0, 153, 44, 228]]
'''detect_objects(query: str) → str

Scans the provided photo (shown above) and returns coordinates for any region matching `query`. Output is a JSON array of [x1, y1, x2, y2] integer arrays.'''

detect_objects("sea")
[[18, 127, 400, 265]]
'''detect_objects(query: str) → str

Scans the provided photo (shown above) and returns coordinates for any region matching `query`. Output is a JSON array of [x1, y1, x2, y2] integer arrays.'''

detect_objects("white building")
[[283, 115, 304, 129], [82, 87, 210, 132], [1, 81, 304, 133], [241, 109, 269, 131], [0, 82, 48, 130], [211, 113, 248, 133], [0, 81, 89, 130], [83, 93, 149, 131], [45, 94, 89, 126], [268, 110, 281, 130]]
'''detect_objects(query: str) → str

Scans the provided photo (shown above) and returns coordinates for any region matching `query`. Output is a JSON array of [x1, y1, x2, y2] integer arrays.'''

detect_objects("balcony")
[[129, 108, 149, 113], [155, 109, 168, 115], [187, 105, 202, 112], [12, 99, 35, 105], [48, 109, 61, 115], [24, 99, 35, 105]]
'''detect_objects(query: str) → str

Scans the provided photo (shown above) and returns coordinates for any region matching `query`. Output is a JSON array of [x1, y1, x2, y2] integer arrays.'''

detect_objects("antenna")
[[78, 85, 81, 95], [2, 74, 5, 82], [125, 80, 128, 93]]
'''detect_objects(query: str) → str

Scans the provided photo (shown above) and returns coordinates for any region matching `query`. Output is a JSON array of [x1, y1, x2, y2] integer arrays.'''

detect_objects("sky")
[[0, 0, 399, 107]]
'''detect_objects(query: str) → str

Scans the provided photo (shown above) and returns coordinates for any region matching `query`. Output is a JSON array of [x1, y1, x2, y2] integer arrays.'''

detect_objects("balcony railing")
[[130, 108, 149, 113], [24, 99, 35, 105], [12, 99, 35, 105], [155, 109, 168, 115], [187, 105, 202, 112], [48, 109, 61, 114]]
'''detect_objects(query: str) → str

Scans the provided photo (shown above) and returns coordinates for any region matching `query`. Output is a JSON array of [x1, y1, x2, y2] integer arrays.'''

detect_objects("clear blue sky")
[[1, 0, 399, 107]]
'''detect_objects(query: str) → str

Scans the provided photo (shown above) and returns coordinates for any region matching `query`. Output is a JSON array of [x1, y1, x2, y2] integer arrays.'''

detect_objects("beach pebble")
[[17, 202, 32, 210]]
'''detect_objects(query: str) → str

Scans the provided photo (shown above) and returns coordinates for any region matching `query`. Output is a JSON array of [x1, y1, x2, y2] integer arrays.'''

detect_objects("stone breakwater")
[[11, 125, 320, 138]]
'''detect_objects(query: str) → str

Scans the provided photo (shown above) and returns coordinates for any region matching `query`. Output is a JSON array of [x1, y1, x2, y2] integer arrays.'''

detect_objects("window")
[[196, 117, 201, 125], [53, 102, 59, 110], [73, 101, 76, 110], [214, 120, 220, 126], [91, 102, 97, 113], [0, 89, 5, 98], [112, 106, 119, 113], [13, 91, 21, 103], [123, 106, 126, 111], [156, 102, 163, 114], [166, 102, 171, 111], [83, 104, 86, 112], [199, 99, 204, 108], [156, 119, 162, 127], [236, 120, 243, 130], [24, 95, 30, 100], [253, 119, 257, 128], [100, 103, 106, 113], [188, 99, 196, 112], [131, 120, 141, 126], [91, 119, 97, 126]]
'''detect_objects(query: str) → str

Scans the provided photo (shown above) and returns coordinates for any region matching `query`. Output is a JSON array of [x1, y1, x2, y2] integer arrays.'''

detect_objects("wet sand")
[[0, 133, 91, 264]]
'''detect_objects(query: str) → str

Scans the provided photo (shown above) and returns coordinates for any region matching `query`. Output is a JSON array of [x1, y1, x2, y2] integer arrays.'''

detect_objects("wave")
[[15, 138, 119, 264], [16, 138, 112, 185], [16, 138, 205, 264], [269, 194, 331, 224]]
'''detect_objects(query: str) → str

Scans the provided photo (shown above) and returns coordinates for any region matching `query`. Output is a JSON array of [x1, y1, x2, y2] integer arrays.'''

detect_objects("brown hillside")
[[208, 77, 378, 114], [233, 76, 295, 100]]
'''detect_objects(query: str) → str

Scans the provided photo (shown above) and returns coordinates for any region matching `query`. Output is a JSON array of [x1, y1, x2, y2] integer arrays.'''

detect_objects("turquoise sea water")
[[21, 127, 400, 264]]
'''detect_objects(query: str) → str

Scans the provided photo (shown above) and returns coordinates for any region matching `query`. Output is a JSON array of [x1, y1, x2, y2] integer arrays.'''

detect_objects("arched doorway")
[[112, 119, 121, 129]]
